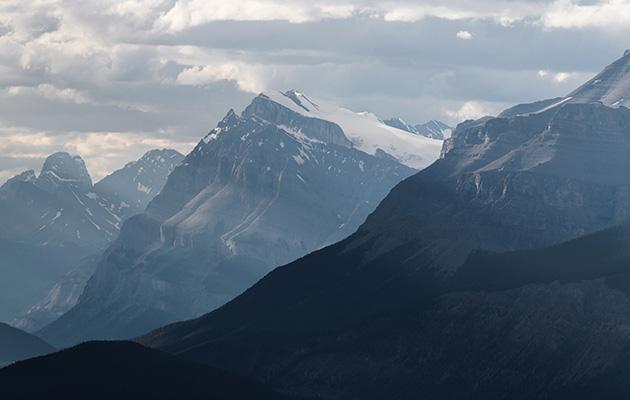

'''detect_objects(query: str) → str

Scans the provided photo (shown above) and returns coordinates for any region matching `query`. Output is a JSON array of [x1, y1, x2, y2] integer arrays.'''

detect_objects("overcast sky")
[[1, 0, 629, 183]]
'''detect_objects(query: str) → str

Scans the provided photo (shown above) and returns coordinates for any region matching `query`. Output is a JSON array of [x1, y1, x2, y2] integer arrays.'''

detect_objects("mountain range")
[[0, 149, 183, 326], [7, 48, 630, 400], [134, 51, 630, 399], [383, 117, 452, 140], [38, 90, 444, 347]]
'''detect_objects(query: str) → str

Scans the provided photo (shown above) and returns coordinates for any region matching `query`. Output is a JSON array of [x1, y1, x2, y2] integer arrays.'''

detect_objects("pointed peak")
[[201, 110, 241, 144], [218, 108, 240, 128]]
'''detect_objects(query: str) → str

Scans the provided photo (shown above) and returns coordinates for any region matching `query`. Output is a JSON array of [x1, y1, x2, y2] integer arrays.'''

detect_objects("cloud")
[[147, 0, 630, 31], [156, 1, 360, 32], [63, 131, 195, 181], [536, 69, 580, 83], [456, 30, 473, 40], [542, 0, 630, 30], [446, 100, 505, 122], [0, 0, 626, 183], [0, 129, 196, 183], [553, 72, 576, 82], [0, 132, 56, 148], [7, 84, 93, 104], [176, 63, 268, 93]]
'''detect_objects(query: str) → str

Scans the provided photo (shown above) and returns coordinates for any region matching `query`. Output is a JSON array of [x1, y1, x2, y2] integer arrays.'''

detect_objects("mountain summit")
[[255, 90, 443, 169]]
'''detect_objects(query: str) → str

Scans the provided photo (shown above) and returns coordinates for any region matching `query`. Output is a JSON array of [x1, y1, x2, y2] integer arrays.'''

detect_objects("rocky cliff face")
[[39, 92, 424, 347], [243, 95, 353, 148], [362, 101, 630, 273]]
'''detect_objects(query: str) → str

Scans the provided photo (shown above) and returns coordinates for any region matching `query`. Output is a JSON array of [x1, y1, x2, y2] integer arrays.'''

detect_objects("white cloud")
[[456, 30, 473, 40], [446, 101, 504, 122], [380, 3, 523, 23], [155, 1, 361, 32], [7, 84, 93, 104], [0, 129, 195, 184], [553, 72, 575, 82], [0, 167, 30, 184], [536, 68, 578, 83], [0, 0, 625, 184], [147, 0, 582, 30], [0, 132, 56, 148], [536, 69, 582, 84], [66, 132, 195, 181], [542, 0, 630, 30], [176, 63, 268, 93]]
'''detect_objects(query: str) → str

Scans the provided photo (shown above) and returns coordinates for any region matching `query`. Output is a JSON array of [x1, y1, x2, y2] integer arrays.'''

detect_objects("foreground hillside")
[[0, 341, 293, 400]]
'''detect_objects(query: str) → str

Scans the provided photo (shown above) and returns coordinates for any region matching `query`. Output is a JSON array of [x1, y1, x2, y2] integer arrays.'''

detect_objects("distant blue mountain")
[[0, 149, 182, 326]]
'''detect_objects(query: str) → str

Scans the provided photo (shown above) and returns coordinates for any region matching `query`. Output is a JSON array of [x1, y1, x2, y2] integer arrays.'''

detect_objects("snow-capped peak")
[[202, 109, 241, 144], [257, 90, 443, 170], [218, 109, 240, 127]]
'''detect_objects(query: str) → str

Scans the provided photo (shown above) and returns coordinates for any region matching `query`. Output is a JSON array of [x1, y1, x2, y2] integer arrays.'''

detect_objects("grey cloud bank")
[[1, 0, 629, 181]]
